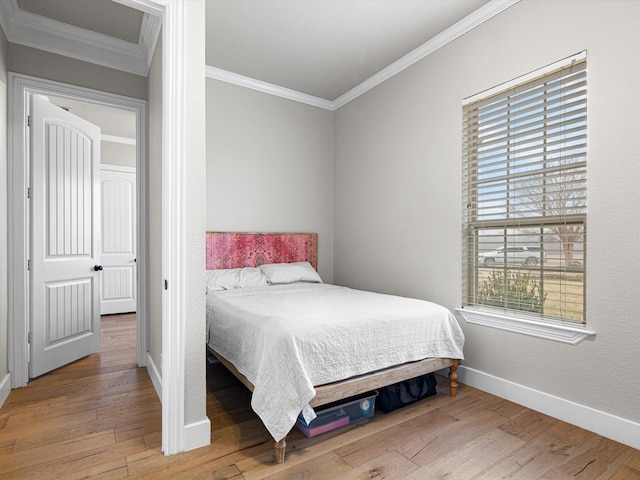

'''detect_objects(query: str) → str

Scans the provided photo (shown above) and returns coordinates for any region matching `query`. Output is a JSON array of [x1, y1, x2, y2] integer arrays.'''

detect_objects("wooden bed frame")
[[205, 232, 461, 463]]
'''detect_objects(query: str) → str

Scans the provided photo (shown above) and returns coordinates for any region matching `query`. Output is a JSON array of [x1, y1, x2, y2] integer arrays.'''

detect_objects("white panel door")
[[100, 167, 137, 314], [30, 95, 102, 378]]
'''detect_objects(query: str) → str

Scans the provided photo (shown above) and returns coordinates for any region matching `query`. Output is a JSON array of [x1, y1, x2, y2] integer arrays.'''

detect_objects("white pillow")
[[205, 267, 268, 292], [259, 262, 322, 285]]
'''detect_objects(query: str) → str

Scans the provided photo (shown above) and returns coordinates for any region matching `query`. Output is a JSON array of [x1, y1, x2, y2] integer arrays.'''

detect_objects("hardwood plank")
[[548, 436, 635, 479], [609, 465, 640, 480], [0, 408, 98, 443], [10, 422, 113, 453], [210, 418, 273, 457], [404, 429, 525, 479], [94, 396, 162, 429], [171, 463, 245, 480], [343, 450, 420, 480], [114, 417, 162, 444], [8, 437, 145, 480], [0, 394, 68, 415], [409, 407, 512, 467], [471, 433, 575, 479], [259, 451, 352, 480], [0, 437, 16, 456], [335, 408, 457, 467], [5, 402, 96, 431], [498, 409, 558, 442], [126, 446, 242, 479], [143, 429, 162, 450], [435, 391, 502, 420], [625, 448, 640, 470], [130, 452, 244, 480], [544, 416, 600, 447], [485, 396, 529, 419], [0, 429, 116, 477], [124, 446, 165, 475]]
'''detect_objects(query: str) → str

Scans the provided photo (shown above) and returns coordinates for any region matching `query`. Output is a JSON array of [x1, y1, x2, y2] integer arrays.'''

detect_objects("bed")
[[205, 232, 464, 463]]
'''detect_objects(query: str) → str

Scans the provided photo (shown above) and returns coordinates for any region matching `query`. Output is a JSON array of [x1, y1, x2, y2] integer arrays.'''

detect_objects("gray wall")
[[0, 24, 9, 389], [334, 0, 640, 424], [101, 142, 136, 168], [8, 43, 147, 100], [206, 80, 335, 282]]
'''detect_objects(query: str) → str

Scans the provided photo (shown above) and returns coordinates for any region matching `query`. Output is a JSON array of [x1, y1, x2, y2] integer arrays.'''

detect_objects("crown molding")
[[333, 0, 520, 109], [205, 65, 335, 111], [0, 0, 161, 76], [138, 11, 162, 75], [203, 0, 519, 111]]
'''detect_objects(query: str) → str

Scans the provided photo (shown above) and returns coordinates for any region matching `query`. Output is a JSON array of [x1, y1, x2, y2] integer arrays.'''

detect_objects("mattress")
[[206, 283, 464, 441]]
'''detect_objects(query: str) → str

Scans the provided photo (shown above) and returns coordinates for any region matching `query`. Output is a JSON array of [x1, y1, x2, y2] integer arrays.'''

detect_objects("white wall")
[[183, 0, 207, 430], [206, 79, 335, 282], [334, 0, 640, 427]]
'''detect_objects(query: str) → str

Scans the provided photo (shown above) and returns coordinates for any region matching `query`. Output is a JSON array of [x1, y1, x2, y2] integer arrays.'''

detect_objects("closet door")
[[100, 166, 137, 315]]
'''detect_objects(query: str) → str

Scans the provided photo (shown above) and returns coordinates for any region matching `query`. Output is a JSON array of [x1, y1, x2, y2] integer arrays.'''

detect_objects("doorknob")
[[94, 265, 103, 271]]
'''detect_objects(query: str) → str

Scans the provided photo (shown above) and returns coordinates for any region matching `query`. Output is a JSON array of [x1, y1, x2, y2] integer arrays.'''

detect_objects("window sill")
[[455, 307, 596, 345]]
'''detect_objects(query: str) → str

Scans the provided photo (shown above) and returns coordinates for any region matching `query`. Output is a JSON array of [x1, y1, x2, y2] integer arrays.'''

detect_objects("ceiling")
[[0, 0, 160, 76], [0, 0, 516, 106], [205, 0, 490, 101], [17, 0, 144, 43]]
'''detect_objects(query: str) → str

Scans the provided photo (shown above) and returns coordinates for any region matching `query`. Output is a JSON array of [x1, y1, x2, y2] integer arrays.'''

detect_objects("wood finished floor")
[[1, 314, 639, 479]]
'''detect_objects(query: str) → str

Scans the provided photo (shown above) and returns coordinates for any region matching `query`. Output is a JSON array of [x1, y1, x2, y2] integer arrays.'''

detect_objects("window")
[[460, 53, 589, 337]]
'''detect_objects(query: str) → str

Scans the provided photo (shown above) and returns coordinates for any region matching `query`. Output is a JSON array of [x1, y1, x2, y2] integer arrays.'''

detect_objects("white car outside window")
[[479, 246, 546, 267]]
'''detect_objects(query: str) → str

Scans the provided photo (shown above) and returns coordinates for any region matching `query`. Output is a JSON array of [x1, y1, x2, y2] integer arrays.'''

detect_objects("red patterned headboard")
[[205, 232, 318, 270]]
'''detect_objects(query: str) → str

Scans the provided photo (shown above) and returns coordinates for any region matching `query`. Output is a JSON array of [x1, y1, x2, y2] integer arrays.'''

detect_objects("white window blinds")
[[462, 54, 587, 323]]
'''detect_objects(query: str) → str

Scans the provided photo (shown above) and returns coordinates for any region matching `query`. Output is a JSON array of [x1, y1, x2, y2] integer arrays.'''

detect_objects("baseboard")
[[184, 418, 211, 451], [457, 365, 640, 451], [144, 354, 211, 452], [0, 373, 11, 409], [146, 352, 162, 401]]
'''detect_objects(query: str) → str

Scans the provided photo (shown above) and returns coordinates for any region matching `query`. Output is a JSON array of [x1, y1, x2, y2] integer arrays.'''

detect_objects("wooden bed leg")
[[275, 437, 287, 464], [449, 360, 460, 397]]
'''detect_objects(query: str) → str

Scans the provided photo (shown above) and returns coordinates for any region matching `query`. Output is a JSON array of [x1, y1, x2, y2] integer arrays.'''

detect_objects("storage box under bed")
[[295, 391, 378, 437]]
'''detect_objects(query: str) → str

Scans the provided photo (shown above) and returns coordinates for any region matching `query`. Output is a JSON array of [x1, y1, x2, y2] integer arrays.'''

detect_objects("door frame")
[[7, 73, 148, 387], [9, 0, 201, 456]]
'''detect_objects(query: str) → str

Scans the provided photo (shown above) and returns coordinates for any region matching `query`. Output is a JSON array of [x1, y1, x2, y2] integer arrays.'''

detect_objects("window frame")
[[458, 52, 595, 344]]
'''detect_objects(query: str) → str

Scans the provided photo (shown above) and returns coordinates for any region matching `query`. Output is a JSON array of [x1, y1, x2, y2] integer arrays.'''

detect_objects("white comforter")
[[206, 283, 464, 441]]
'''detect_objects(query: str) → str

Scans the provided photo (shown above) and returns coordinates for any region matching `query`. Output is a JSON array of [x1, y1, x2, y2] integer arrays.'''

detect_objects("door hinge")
[[27, 259, 31, 271], [164, 279, 168, 290], [28, 332, 32, 344], [27, 115, 31, 127], [27, 187, 31, 199]]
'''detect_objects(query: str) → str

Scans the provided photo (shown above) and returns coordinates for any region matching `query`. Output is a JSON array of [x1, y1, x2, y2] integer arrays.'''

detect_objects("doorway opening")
[[8, 73, 147, 388], [43, 96, 140, 318]]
